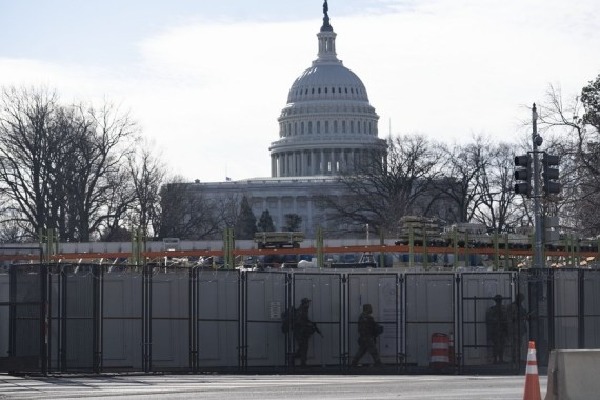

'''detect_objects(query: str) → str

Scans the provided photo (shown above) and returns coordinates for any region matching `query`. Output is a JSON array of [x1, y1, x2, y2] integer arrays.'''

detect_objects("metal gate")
[[458, 272, 516, 373]]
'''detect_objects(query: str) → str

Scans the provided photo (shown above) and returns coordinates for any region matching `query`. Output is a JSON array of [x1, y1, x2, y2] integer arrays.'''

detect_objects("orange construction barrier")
[[430, 333, 450, 368], [523, 341, 541, 400]]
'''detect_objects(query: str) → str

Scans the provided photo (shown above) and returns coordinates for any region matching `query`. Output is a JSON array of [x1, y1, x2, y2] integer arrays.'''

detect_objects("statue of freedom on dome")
[[323, 1, 328, 17]]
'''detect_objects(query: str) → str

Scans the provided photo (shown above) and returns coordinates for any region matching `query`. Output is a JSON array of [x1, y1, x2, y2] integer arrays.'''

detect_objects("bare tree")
[[317, 134, 442, 236], [0, 86, 139, 241], [157, 178, 222, 240], [436, 135, 490, 223], [471, 142, 520, 232], [581, 74, 600, 134], [0, 87, 59, 240], [535, 83, 600, 235], [127, 142, 166, 240]]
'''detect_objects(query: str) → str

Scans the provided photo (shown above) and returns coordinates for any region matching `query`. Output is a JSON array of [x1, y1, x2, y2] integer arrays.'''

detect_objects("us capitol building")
[[190, 2, 387, 238]]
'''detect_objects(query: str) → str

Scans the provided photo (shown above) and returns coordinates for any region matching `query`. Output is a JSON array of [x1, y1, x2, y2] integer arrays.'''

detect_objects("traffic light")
[[514, 154, 532, 197], [542, 153, 560, 195]]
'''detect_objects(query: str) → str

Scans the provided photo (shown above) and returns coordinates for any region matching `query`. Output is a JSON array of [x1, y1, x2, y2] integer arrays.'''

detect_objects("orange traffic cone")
[[522, 341, 541, 400]]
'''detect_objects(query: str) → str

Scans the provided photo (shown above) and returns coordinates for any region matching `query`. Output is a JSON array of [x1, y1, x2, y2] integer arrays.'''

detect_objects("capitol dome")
[[286, 64, 369, 103], [269, 1, 386, 178]]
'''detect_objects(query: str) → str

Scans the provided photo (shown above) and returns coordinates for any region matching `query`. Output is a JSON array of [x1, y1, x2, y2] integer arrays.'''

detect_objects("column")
[[333, 148, 339, 173], [301, 151, 307, 176], [320, 149, 325, 175]]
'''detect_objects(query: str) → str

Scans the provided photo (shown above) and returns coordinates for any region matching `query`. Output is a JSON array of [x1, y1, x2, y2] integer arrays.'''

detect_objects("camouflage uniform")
[[351, 304, 382, 366], [293, 298, 317, 366], [486, 295, 508, 363]]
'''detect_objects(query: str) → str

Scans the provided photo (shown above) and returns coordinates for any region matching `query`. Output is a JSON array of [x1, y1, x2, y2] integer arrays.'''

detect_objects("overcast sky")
[[1, 0, 599, 182]]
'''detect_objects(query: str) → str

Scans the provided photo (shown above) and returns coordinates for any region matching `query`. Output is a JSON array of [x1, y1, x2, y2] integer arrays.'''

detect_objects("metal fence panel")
[[293, 272, 342, 367], [552, 269, 579, 349], [103, 267, 143, 371], [197, 269, 240, 368], [459, 272, 513, 369], [244, 271, 286, 367], [404, 273, 454, 368], [0, 269, 9, 359], [64, 266, 95, 371], [347, 272, 401, 367], [582, 270, 600, 348], [150, 268, 189, 370], [14, 266, 42, 359]]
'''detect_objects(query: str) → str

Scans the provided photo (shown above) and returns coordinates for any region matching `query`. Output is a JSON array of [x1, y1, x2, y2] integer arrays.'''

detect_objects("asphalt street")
[[0, 374, 547, 399]]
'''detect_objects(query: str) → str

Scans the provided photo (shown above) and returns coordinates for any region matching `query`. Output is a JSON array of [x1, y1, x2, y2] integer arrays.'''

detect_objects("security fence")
[[1, 264, 599, 375]]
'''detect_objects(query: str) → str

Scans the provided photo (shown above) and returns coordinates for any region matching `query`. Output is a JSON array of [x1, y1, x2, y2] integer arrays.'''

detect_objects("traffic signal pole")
[[513, 103, 560, 365], [532, 104, 543, 269], [531, 103, 547, 364]]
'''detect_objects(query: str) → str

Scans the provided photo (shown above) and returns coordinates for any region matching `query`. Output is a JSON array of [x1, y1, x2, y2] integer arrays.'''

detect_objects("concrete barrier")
[[545, 349, 600, 400]]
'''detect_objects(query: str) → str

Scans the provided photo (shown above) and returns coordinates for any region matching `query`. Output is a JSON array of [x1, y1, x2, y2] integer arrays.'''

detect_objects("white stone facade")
[[191, 177, 345, 237]]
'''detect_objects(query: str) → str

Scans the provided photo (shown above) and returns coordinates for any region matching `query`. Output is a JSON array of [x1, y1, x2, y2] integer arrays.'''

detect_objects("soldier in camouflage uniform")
[[351, 303, 382, 367], [293, 298, 320, 366], [486, 295, 508, 364]]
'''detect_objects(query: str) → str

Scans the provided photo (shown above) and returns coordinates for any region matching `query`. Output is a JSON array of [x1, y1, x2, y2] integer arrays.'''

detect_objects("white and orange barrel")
[[430, 333, 450, 368]]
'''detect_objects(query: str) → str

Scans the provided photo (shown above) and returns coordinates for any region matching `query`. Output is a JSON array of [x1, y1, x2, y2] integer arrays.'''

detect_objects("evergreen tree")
[[257, 210, 276, 232], [283, 213, 302, 232], [235, 196, 257, 239]]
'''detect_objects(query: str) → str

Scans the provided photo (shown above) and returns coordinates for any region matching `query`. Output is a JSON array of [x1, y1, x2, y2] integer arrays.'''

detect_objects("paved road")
[[0, 374, 547, 399]]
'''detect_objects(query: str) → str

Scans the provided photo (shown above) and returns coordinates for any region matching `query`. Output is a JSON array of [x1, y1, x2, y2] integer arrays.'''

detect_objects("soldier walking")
[[351, 303, 383, 367], [293, 298, 321, 366]]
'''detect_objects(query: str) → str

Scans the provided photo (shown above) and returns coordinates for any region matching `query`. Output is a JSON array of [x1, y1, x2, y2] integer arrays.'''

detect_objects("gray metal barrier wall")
[[2, 265, 600, 375]]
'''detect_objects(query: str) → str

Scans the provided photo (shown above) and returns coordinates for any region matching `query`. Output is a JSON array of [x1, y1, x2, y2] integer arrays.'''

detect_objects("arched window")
[[308, 121, 312, 134], [342, 120, 346, 133], [350, 121, 354, 133], [325, 120, 329, 133], [316, 121, 320, 134], [301, 122, 304, 134], [334, 120, 338, 133]]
